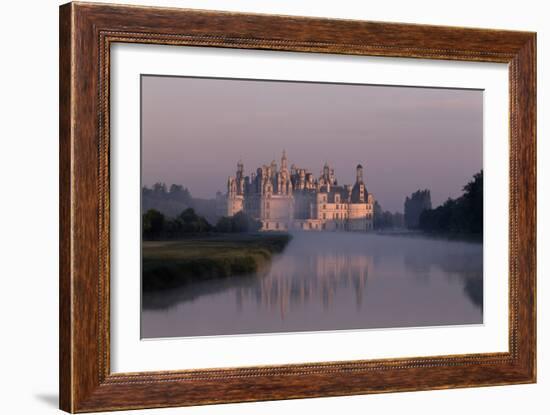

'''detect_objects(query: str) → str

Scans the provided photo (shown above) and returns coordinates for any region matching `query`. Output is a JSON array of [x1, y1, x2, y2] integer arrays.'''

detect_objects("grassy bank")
[[142, 233, 291, 291]]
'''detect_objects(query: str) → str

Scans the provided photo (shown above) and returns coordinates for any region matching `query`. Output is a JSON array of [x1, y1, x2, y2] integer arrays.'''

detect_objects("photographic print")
[[59, 6, 537, 410], [140, 75, 483, 339]]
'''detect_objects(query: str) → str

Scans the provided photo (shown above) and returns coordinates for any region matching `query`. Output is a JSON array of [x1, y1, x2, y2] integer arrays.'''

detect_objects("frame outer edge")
[[59, 2, 75, 413], [532, 33, 537, 383], [59, 2, 537, 412], [508, 33, 537, 383], [519, 33, 537, 382]]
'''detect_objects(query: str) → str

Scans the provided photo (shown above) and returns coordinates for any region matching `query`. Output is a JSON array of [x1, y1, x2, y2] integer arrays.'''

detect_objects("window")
[[323, 204, 326, 209], [276, 222, 279, 229], [323, 213, 326, 219], [265, 222, 269, 229], [309, 223, 313, 229]]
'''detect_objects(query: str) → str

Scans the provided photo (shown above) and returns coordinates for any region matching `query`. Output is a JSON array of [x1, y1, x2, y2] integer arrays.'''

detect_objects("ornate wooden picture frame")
[[59, 2, 536, 412]]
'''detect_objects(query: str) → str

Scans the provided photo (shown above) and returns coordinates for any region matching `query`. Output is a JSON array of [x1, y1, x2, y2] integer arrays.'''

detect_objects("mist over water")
[[141, 232, 482, 338]]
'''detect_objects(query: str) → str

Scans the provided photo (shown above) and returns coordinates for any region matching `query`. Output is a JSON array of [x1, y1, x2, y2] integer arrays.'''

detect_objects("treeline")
[[418, 171, 483, 235], [142, 182, 220, 223], [373, 201, 404, 230], [404, 190, 432, 229], [142, 183, 192, 204], [143, 208, 262, 240]]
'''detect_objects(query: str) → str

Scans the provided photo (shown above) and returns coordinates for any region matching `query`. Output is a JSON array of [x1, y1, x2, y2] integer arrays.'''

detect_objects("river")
[[141, 232, 483, 338]]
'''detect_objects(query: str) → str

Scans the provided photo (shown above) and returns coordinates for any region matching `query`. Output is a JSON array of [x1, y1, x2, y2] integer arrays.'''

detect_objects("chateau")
[[226, 151, 374, 231]]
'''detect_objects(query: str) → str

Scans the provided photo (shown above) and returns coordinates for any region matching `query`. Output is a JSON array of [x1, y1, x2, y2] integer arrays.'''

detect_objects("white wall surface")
[[0, 0, 547, 414]]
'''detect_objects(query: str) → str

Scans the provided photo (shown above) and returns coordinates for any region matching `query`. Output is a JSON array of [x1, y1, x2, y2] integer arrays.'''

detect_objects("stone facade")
[[226, 151, 375, 231]]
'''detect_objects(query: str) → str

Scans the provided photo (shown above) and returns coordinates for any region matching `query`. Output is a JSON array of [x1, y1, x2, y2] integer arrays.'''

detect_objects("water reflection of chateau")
[[235, 254, 372, 317], [226, 151, 375, 231]]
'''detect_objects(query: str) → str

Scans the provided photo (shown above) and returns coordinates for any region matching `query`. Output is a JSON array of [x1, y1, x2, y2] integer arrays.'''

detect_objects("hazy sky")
[[142, 75, 482, 213]]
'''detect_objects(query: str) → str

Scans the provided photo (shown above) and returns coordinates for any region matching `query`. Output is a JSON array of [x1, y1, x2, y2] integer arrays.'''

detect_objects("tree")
[[232, 211, 261, 233], [215, 216, 234, 233], [176, 208, 212, 234], [374, 201, 405, 230], [460, 171, 483, 234], [142, 209, 165, 239], [382, 211, 394, 228], [419, 198, 458, 232], [142, 207, 215, 239], [418, 171, 483, 235], [142, 186, 153, 198], [215, 211, 261, 233], [373, 201, 384, 228], [169, 184, 192, 204], [392, 212, 404, 228], [142, 183, 197, 218], [152, 182, 167, 197], [404, 190, 432, 229]]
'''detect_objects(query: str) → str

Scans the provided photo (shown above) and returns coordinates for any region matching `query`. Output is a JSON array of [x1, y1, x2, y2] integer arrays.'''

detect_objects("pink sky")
[[141, 75, 482, 213]]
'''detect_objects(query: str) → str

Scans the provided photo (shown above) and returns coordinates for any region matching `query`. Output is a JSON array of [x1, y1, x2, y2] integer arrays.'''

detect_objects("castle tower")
[[270, 160, 277, 175], [323, 162, 330, 180], [281, 149, 288, 172], [236, 161, 245, 195], [227, 176, 235, 197], [237, 160, 244, 177], [329, 168, 336, 185], [350, 164, 366, 203], [356, 164, 364, 183]]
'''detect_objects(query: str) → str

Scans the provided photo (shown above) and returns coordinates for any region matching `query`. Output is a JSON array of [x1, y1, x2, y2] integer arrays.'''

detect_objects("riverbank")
[[142, 233, 292, 291]]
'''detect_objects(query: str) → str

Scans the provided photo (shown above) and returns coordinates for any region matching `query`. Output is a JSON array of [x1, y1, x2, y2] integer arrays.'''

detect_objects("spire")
[[356, 164, 364, 183], [236, 160, 244, 179], [281, 149, 288, 171], [323, 161, 330, 179]]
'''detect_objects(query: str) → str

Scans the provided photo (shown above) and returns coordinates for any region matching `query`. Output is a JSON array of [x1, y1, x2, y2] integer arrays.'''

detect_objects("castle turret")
[[227, 176, 235, 197], [351, 164, 366, 202], [270, 160, 277, 176], [235, 161, 245, 194], [323, 162, 330, 180], [281, 150, 288, 172], [237, 160, 244, 178], [356, 164, 363, 183]]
